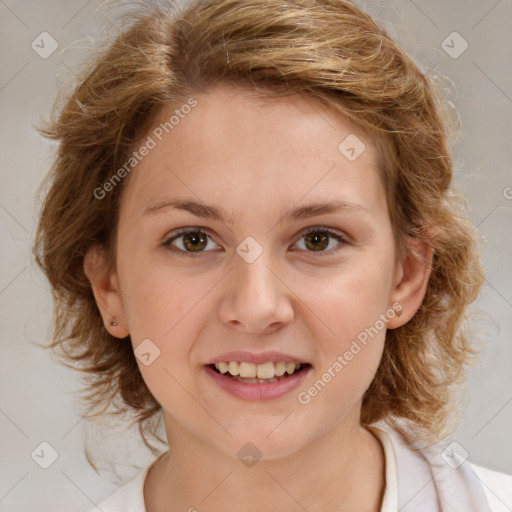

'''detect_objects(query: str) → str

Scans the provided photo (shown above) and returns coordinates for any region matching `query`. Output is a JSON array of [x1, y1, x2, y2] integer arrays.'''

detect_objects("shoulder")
[[87, 452, 168, 512], [470, 463, 512, 512], [87, 469, 147, 512], [369, 425, 512, 512]]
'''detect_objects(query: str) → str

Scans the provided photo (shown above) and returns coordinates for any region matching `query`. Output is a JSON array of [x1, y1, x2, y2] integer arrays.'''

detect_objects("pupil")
[[184, 232, 206, 251], [306, 232, 328, 251]]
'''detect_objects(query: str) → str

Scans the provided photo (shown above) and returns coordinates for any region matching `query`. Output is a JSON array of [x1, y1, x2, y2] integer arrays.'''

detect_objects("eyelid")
[[292, 226, 348, 256], [162, 225, 349, 257], [162, 226, 221, 257]]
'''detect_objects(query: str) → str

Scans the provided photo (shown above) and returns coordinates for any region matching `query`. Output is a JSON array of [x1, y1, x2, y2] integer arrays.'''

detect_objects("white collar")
[[93, 425, 493, 512], [369, 424, 492, 512]]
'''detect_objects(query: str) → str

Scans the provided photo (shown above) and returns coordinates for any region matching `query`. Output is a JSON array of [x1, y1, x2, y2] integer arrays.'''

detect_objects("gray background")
[[1, 0, 511, 510]]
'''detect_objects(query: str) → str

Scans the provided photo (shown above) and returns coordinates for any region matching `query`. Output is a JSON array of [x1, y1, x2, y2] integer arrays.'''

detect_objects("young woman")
[[34, 0, 512, 510]]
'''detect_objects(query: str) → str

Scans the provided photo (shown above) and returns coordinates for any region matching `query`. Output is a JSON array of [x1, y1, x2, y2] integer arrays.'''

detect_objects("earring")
[[110, 320, 118, 326], [396, 307, 403, 317]]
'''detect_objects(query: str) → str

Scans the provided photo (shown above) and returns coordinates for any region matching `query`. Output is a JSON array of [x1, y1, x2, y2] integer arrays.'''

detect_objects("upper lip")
[[206, 350, 310, 365]]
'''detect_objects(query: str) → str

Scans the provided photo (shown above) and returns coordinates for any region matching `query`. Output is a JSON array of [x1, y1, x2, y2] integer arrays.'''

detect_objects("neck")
[[145, 414, 385, 512]]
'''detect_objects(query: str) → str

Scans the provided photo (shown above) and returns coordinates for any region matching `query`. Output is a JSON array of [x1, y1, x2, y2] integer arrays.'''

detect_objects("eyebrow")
[[143, 198, 369, 223]]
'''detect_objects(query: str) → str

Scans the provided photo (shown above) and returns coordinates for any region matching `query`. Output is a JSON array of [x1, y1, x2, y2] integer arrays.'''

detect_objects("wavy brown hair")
[[33, 0, 484, 457]]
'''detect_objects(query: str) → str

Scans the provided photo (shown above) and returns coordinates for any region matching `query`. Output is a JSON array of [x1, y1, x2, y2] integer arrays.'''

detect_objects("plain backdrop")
[[1, 0, 511, 510]]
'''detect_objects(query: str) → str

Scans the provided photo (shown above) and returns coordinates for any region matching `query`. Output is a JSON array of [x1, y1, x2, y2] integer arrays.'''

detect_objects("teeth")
[[239, 362, 257, 378], [257, 361, 278, 379], [228, 361, 239, 376], [218, 361, 229, 374], [286, 362, 296, 374], [274, 361, 286, 376], [213, 360, 304, 379], [232, 376, 280, 383]]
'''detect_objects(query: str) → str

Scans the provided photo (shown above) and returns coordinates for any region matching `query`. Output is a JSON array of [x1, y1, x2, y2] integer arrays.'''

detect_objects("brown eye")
[[163, 228, 219, 257], [182, 231, 208, 251], [304, 231, 330, 251], [294, 227, 347, 255]]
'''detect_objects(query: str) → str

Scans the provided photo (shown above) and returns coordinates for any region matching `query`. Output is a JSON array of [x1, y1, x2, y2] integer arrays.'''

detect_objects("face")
[[91, 84, 422, 460]]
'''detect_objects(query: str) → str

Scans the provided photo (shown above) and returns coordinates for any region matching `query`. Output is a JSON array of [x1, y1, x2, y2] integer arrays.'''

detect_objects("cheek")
[[120, 269, 207, 408], [298, 260, 394, 338], [116, 239, 202, 338], [296, 270, 389, 418], [293, 255, 392, 397]]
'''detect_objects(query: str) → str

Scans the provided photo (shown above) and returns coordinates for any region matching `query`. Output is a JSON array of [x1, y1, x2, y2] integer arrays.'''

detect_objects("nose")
[[218, 247, 294, 334]]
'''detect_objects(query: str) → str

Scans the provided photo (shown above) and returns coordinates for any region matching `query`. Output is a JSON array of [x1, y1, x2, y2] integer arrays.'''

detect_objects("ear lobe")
[[387, 233, 434, 329], [83, 244, 129, 338]]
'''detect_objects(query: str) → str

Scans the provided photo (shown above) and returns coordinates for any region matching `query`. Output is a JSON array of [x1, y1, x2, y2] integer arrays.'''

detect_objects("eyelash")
[[162, 226, 348, 258]]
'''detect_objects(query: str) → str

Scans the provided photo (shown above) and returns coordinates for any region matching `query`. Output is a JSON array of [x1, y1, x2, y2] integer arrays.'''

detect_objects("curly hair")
[[33, 0, 484, 457]]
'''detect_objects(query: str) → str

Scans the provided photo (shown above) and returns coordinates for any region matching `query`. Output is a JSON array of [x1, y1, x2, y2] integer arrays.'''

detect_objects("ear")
[[83, 244, 130, 338], [387, 232, 434, 329]]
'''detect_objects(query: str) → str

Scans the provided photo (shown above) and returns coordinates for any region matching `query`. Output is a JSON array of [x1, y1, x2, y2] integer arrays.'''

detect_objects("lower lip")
[[204, 364, 312, 401]]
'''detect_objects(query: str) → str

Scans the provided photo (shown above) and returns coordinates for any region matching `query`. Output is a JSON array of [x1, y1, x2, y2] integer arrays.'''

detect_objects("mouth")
[[207, 361, 312, 384], [204, 360, 313, 401]]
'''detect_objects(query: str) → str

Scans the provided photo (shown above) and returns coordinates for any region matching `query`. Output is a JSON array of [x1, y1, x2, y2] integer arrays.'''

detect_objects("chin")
[[218, 424, 312, 462]]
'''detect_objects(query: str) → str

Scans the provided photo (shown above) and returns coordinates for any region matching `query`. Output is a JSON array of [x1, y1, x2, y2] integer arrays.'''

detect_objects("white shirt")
[[89, 426, 512, 511]]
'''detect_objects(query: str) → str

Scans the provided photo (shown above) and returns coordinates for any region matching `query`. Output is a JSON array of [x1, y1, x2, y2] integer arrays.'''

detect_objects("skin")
[[85, 83, 432, 511]]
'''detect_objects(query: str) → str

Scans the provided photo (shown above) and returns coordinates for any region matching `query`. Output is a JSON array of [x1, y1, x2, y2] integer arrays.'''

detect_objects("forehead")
[[119, 84, 387, 224]]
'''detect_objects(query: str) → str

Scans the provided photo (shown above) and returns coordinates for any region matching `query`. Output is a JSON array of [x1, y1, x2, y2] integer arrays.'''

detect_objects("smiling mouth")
[[208, 361, 311, 383]]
